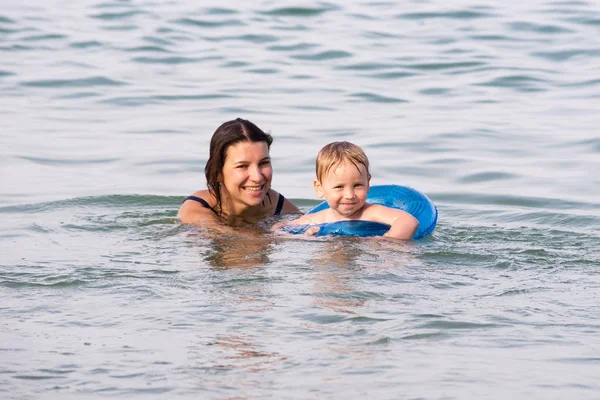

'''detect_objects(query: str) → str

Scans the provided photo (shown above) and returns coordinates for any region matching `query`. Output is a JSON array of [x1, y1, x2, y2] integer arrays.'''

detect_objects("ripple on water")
[[291, 50, 353, 61], [349, 92, 408, 103], [124, 45, 171, 53], [130, 56, 201, 64], [22, 34, 67, 42], [172, 17, 244, 28], [532, 49, 600, 62], [205, 34, 280, 44], [18, 156, 120, 166], [0, 195, 182, 214], [457, 171, 518, 184], [100, 93, 232, 107], [396, 10, 496, 20], [0, 15, 16, 24], [475, 74, 550, 91], [20, 77, 126, 88], [267, 42, 318, 52], [89, 10, 146, 20], [259, 6, 338, 17], [507, 21, 574, 34]]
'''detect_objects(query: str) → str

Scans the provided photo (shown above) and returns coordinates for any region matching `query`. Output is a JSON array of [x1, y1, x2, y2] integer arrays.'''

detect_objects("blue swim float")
[[284, 185, 437, 240]]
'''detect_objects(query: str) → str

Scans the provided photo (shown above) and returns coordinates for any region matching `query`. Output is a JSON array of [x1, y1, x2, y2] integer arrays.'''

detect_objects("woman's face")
[[220, 140, 273, 210]]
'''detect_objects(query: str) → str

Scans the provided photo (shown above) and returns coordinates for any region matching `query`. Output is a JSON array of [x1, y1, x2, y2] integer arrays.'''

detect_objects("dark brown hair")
[[205, 118, 273, 214]]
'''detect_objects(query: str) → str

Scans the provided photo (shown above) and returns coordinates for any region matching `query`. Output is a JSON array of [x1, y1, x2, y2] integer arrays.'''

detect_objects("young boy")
[[285, 141, 419, 240]]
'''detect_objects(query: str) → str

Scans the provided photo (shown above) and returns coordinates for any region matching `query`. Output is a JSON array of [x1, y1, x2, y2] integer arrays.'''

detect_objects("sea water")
[[1, 0, 599, 398]]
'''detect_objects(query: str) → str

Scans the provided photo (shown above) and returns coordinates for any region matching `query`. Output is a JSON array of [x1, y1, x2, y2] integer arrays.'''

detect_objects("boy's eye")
[[260, 161, 271, 166], [354, 184, 363, 187]]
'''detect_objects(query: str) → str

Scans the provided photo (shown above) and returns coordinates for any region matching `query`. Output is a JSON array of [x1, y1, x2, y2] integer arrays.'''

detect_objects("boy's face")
[[314, 160, 370, 219]]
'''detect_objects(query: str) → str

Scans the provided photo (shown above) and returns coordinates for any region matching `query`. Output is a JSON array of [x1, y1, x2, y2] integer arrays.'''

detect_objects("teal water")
[[1, 0, 599, 398]]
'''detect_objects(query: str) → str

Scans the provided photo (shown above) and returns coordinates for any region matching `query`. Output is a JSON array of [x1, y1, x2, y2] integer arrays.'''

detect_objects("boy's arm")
[[272, 210, 325, 232], [366, 205, 419, 240]]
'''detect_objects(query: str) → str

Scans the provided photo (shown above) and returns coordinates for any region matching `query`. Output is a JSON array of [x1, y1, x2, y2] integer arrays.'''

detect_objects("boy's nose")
[[344, 188, 355, 199]]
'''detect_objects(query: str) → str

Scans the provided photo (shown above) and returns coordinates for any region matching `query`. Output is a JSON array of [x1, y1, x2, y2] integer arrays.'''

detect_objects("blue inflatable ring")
[[284, 185, 437, 239]]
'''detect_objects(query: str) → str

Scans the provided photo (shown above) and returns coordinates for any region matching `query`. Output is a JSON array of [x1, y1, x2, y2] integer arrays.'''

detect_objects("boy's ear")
[[313, 179, 324, 198]]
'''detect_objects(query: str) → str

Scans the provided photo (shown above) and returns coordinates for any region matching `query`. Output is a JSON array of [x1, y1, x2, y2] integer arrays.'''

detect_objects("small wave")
[[221, 60, 250, 68], [457, 171, 517, 184], [368, 71, 416, 80], [418, 320, 503, 329], [433, 192, 600, 211], [565, 16, 600, 27], [267, 42, 318, 52], [259, 6, 338, 17], [20, 76, 125, 88], [0, 15, 16, 24], [18, 156, 120, 166], [173, 17, 244, 28], [124, 45, 171, 53], [476, 74, 549, 91], [0, 44, 50, 52], [22, 33, 67, 42], [508, 21, 574, 34], [205, 34, 279, 44], [0, 195, 183, 214], [204, 8, 238, 15], [70, 40, 103, 49], [532, 49, 600, 62], [2, 278, 88, 289], [396, 10, 494, 20], [100, 93, 232, 107], [56, 92, 100, 99], [405, 61, 485, 72], [130, 56, 202, 64], [335, 62, 395, 71], [89, 10, 146, 20], [291, 50, 352, 61], [349, 92, 407, 103], [100, 25, 138, 32]]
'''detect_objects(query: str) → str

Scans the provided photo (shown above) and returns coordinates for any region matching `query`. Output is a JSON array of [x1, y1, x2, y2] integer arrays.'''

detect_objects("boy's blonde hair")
[[316, 141, 371, 182]]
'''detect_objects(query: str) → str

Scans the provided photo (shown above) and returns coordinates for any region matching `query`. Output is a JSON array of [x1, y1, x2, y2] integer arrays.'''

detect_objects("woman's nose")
[[249, 165, 263, 181]]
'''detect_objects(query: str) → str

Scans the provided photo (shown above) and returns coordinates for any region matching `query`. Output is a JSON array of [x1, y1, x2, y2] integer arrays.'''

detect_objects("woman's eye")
[[237, 165, 248, 169]]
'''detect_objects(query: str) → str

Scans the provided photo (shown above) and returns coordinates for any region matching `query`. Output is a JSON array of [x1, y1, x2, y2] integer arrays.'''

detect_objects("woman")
[[179, 118, 299, 226]]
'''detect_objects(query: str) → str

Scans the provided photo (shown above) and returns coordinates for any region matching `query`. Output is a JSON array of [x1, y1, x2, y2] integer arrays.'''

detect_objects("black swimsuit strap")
[[274, 194, 285, 216], [184, 194, 284, 217], [183, 196, 218, 216]]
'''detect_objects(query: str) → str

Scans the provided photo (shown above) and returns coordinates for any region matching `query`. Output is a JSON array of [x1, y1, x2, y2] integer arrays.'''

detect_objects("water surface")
[[1, 0, 599, 398]]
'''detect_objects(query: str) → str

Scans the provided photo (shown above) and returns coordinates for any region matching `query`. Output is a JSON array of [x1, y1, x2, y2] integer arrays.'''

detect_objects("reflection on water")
[[204, 233, 272, 270], [310, 241, 367, 313], [208, 335, 287, 373]]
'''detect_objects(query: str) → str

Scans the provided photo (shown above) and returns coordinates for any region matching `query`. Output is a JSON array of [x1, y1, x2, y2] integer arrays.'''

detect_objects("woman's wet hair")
[[205, 118, 273, 214]]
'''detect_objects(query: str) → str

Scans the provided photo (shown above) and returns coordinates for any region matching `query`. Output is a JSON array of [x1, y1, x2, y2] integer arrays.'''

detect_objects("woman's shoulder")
[[267, 189, 300, 214], [179, 190, 217, 223]]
